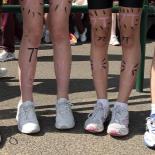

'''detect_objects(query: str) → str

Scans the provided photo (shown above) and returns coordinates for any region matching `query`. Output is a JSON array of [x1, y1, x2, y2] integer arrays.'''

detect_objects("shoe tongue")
[[96, 102, 103, 108], [95, 102, 105, 110]]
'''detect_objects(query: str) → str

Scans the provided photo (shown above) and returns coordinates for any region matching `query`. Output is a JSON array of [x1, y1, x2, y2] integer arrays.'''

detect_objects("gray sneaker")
[[107, 104, 129, 136], [16, 101, 40, 134], [0, 50, 16, 62], [84, 101, 109, 133], [55, 98, 75, 129]]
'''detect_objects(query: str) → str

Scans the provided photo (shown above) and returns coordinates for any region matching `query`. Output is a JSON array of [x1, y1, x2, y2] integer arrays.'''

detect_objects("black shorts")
[[44, 0, 49, 4], [88, 0, 143, 10]]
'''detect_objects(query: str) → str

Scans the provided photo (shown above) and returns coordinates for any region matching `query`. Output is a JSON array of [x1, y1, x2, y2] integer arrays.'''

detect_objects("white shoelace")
[[146, 117, 155, 133], [19, 105, 35, 121], [57, 102, 73, 114], [110, 106, 128, 124], [88, 104, 108, 122]]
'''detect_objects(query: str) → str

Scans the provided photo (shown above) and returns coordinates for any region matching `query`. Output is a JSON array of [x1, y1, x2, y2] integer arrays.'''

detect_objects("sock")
[[115, 101, 128, 109], [57, 98, 68, 104], [151, 104, 155, 116], [97, 99, 109, 107]]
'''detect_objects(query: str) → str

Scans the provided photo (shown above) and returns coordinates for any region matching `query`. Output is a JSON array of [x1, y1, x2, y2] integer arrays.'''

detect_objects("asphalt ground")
[[0, 41, 155, 155]]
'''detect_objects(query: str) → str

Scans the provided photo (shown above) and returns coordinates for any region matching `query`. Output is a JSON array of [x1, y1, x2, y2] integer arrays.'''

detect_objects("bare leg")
[[16, 0, 43, 134], [19, 0, 43, 102], [107, 7, 142, 137], [49, 0, 72, 99], [89, 9, 112, 99], [48, 0, 75, 130], [117, 7, 142, 103]]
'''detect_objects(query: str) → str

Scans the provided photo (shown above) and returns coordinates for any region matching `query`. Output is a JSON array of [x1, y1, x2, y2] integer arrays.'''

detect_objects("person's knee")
[[121, 30, 139, 48], [119, 8, 141, 48], [89, 10, 111, 47], [52, 27, 67, 43], [23, 26, 42, 46]]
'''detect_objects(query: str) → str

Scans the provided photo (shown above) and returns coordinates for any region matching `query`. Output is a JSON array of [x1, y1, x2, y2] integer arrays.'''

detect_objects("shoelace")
[[146, 117, 155, 133], [88, 104, 108, 121], [111, 106, 127, 124], [20, 105, 35, 121], [57, 102, 73, 114]]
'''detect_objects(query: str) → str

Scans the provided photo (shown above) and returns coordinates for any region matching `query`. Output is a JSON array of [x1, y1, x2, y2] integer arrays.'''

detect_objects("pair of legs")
[[17, 0, 74, 133], [84, 0, 143, 136]]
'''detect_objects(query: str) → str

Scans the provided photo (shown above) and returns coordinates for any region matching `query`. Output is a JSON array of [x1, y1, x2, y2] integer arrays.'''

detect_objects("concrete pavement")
[[0, 41, 155, 155]]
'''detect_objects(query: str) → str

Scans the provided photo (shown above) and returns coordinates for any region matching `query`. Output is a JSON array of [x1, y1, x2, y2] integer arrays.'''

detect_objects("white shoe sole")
[[85, 126, 103, 133], [55, 123, 75, 130], [107, 127, 129, 136], [18, 124, 40, 134], [0, 56, 15, 62]]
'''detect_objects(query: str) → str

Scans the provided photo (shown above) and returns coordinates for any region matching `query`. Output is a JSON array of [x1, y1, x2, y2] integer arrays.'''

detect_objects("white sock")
[[115, 101, 128, 109], [151, 104, 155, 115], [57, 98, 68, 104], [97, 99, 109, 107]]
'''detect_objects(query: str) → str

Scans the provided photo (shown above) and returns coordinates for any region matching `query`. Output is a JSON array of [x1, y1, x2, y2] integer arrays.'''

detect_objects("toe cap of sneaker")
[[19, 123, 40, 134], [107, 123, 128, 136]]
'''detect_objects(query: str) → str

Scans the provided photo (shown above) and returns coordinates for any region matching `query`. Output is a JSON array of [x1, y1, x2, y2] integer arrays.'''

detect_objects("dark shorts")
[[44, 0, 49, 4], [88, 0, 143, 9]]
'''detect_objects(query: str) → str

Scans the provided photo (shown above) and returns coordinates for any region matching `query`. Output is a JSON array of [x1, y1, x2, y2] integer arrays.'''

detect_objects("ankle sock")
[[115, 101, 128, 109], [97, 99, 109, 107]]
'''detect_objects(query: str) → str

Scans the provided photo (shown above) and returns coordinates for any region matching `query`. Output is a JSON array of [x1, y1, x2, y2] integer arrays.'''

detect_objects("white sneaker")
[[0, 50, 16, 62], [80, 28, 87, 43], [16, 101, 40, 134], [0, 68, 7, 78], [55, 98, 75, 129], [107, 104, 129, 136], [84, 101, 109, 133], [109, 35, 120, 46], [74, 26, 80, 39], [144, 114, 155, 148]]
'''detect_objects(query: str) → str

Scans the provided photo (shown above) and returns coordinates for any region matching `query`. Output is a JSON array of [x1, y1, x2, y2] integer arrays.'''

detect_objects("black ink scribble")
[[101, 58, 107, 69], [121, 60, 126, 72], [132, 64, 139, 76], [28, 48, 38, 62]]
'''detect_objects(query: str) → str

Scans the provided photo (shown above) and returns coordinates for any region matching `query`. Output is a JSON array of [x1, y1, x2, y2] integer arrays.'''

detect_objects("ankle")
[[97, 99, 109, 107], [115, 101, 128, 109]]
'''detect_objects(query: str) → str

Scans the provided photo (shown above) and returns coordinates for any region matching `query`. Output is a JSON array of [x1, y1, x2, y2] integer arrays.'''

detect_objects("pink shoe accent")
[[85, 126, 98, 133], [108, 130, 121, 137]]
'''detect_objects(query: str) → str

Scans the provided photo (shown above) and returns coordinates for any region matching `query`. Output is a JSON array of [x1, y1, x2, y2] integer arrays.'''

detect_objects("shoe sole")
[[144, 139, 155, 149], [0, 57, 16, 62], [85, 127, 103, 133], [55, 123, 75, 130], [107, 129, 128, 137], [19, 126, 40, 134], [144, 141, 155, 149]]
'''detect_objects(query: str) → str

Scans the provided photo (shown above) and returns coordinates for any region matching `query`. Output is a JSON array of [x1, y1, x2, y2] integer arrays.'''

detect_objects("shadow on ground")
[[0, 74, 150, 102], [0, 101, 150, 149]]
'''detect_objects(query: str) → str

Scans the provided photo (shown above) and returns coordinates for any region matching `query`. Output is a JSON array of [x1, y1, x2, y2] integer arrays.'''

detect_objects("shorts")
[[88, 0, 143, 10]]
